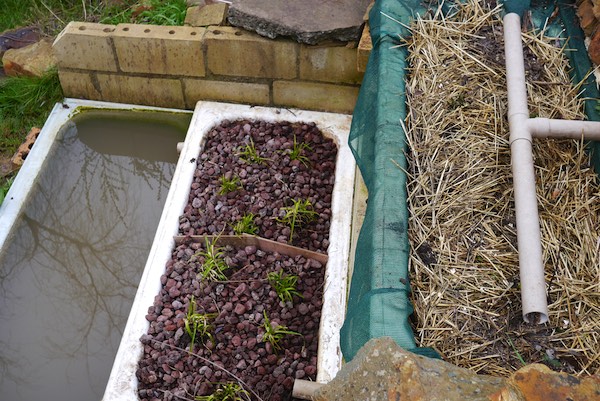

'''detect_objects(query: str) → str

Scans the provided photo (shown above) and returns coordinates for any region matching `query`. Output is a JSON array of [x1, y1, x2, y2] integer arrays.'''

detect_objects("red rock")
[[578, 0, 599, 36], [499, 364, 600, 401], [588, 28, 600, 65]]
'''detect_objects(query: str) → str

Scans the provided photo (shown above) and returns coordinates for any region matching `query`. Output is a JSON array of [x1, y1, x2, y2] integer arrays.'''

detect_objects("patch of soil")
[[137, 119, 337, 400]]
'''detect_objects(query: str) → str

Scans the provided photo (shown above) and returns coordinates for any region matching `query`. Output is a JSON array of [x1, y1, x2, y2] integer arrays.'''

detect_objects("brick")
[[11, 127, 41, 167], [52, 22, 118, 72], [357, 23, 372, 72], [185, 3, 228, 26], [96, 74, 185, 109], [300, 44, 363, 84], [184, 79, 270, 108], [205, 26, 297, 79], [113, 24, 205, 76], [273, 81, 359, 114], [58, 70, 101, 99]]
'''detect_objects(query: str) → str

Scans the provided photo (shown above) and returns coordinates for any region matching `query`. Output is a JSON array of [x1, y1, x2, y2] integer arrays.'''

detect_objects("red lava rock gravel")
[[136, 119, 337, 401]]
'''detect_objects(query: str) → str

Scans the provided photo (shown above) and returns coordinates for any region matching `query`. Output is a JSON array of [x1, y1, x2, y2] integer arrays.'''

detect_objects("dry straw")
[[403, 1, 599, 376]]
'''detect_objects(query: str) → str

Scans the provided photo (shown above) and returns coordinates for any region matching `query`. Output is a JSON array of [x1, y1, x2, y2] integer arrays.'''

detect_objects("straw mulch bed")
[[404, 1, 600, 377]]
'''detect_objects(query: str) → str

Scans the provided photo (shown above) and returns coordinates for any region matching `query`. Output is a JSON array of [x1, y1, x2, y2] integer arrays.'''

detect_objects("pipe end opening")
[[524, 311, 548, 325]]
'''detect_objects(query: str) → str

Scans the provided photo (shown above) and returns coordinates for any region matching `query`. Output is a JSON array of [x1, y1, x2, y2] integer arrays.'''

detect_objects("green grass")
[[267, 270, 302, 303], [100, 0, 187, 26], [0, 176, 15, 205], [237, 139, 270, 165], [260, 311, 301, 352], [0, 70, 63, 156], [232, 213, 258, 235], [184, 296, 215, 353], [191, 237, 230, 281], [218, 175, 242, 195], [277, 198, 318, 242], [0, 0, 97, 35], [195, 382, 249, 401], [288, 135, 312, 167]]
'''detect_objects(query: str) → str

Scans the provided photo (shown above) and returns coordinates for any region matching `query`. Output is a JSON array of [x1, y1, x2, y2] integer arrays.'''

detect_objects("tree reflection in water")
[[0, 111, 187, 401]]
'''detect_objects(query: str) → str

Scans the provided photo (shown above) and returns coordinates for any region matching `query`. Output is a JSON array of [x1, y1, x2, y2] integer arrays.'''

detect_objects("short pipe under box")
[[104, 101, 355, 400]]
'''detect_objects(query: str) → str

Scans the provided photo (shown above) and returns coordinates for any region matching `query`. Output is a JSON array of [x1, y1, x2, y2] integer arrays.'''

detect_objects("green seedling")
[[288, 135, 312, 167], [260, 311, 301, 352], [184, 296, 215, 353], [192, 237, 229, 281], [195, 382, 250, 401], [507, 336, 526, 366], [267, 270, 302, 303], [218, 175, 242, 195], [232, 213, 258, 236], [237, 138, 270, 165], [277, 198, 318, 241]]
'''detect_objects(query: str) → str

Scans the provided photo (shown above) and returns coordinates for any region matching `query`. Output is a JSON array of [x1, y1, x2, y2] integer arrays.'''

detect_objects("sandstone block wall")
[[53, 21, 365, 113]]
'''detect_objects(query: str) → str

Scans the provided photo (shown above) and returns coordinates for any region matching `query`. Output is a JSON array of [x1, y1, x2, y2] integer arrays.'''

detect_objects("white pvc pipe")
[[504, 13, 549, 324], [292, 380, 325, 400], [528, 118, 600, 140], [504, 13, 600, 324]]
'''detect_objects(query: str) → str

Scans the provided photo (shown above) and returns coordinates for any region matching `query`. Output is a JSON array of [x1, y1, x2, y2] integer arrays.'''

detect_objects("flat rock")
[[313, 337, 599, 401], [0, 26, 40, 58], [2, 38, 56, 77], [314, 337, 505, 401], [227, 0, 371, 44]]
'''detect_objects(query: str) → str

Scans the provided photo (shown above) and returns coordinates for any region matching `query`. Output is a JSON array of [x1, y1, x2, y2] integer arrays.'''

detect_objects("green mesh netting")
[[340, 0, 440, 361], [341, 0, 600, 362]]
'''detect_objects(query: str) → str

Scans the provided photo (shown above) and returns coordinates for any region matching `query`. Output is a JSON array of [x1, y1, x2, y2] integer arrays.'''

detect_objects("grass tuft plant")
[[260, 311, 301, 352], [218, 175, 242, 195], [100, 0, 187, 25], [277, 198, 318, 242], [0, 70, 63, 155], [267, 270, 302, 303], [237, 139, 270, 165], [288, 135, 312, 167], [184, 295, 215, 353], [232, 213, 258, 236], [192, 237, 230, 281], [195, 382, 250, 401]]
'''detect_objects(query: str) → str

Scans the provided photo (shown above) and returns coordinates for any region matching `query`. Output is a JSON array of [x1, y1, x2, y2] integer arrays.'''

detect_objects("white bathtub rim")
[[103, 101, 355, 400]]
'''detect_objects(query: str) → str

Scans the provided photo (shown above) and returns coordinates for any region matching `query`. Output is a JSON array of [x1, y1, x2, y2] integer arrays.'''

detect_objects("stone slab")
[[0, 26, 40, 59], [314, 337, 505, 401], [227, 0, 372, 45]]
